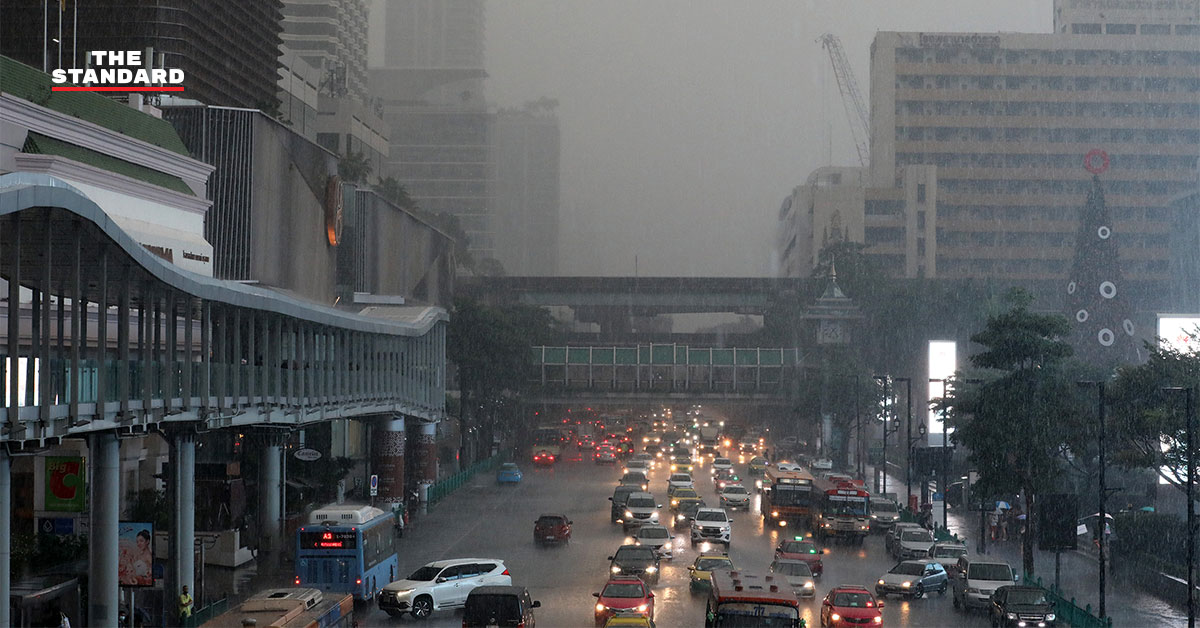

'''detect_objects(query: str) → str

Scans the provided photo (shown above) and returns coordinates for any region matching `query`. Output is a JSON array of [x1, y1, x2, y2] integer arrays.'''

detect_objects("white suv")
[[378, 558, 511, 619], [622, 492, 662, 533], [691, 507, 732, 547], [719, 484, 751, 511]]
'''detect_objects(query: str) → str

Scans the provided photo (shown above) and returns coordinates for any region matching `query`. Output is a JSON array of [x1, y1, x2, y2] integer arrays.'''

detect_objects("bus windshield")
[[769, 486, 812, 507], [715, 602, 799, 626], [824, 495, 868, 516]]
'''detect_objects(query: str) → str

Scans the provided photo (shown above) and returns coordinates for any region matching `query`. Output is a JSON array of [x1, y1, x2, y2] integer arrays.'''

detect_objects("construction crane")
[[818, 33, 870, 168]]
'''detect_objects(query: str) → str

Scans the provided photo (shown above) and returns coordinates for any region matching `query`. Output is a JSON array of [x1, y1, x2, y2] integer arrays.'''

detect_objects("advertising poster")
[[118, 522, 155, 587], [45, 456, 86, 512]]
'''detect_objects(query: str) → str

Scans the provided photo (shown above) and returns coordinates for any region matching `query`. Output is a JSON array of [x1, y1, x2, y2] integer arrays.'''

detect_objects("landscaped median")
[[425, 451, 512, 506]]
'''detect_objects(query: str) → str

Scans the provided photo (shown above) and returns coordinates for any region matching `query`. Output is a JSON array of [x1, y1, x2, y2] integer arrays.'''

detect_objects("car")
[[989, 585, 1058, 627], [875, 560, 949, 599], [698, 444, 720, 458], [603, 614, 656, 628], [952, 555, 1019, 612], [673, 499, 708, 531], [820, 585, 883, 627], [666, 473, 694, 494], [533, 514, 572, 545], [690, 507, 732, 548], [770, 559, 817, 598], [378, 558, 512, 619], [630, 453, 655, 468], [463, 586, 540, 628], [929, 542, 969, 572], [632, 524, 678, 559], [579, 436, 596, 449], [496, 462, 523, 484], [621, 492, 662, 533], [608, 544, 661, 585], [893, 527, 935, 560], [596, 449, 618, 464], [687, 554, 735, 592], [669, 455, 693, 474], [884, 522, 923, 554], [624, 460, 651, 475], [775, 537, 825, 577], [713, 469, 743, 492], [869, 497, 900, 530], [718, 484, 751, 510], [711, 457, 734, 473], [644, 443, 662, 458], [593, 576, 655, 626], [811, 458, 834, 471], [668, 487, 702, 511], [748, 456, 769, 475], [618, 471, 650, 492], [532, 450, 556, 466], [610, 485, 640, 524]]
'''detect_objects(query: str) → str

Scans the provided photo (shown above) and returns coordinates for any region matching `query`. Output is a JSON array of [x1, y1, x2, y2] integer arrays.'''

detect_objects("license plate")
[[544, 536, 556, 540]]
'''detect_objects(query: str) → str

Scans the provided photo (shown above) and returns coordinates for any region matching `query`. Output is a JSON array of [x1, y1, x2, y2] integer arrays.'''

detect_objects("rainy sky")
[[483, 1, 1050, 277]]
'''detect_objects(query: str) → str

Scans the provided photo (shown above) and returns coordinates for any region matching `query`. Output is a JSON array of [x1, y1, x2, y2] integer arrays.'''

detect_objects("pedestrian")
[[179, 585, 194, 623], [56, 606, 70, 628]]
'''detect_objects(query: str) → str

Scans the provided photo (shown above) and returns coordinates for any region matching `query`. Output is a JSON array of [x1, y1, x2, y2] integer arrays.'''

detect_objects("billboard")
[[118, 522, 155, 587], [45, 456, 86, 512], [928, 340, 957, 438], [1157, 315, 1200, 353]]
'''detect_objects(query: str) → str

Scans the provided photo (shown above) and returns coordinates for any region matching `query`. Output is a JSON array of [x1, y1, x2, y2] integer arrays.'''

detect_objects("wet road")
[[358, 448, 997, 627]]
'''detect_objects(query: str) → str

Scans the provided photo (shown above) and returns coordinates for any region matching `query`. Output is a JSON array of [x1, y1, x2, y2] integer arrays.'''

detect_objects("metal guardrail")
[[1022, 574, 1113, 628], [426, 451, 511, 506], [181, 596, 228, 627]]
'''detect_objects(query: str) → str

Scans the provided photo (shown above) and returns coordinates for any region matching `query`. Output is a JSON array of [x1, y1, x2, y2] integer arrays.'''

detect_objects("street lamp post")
[[1165, 385, 1196, 628], [892, 378, 914, 510], [874, 376, 890, 496], [1081, 380, 1109, 622]]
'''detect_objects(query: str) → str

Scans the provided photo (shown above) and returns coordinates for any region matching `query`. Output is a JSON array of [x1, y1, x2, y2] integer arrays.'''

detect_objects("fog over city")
[[481, 1, 1049, 276]]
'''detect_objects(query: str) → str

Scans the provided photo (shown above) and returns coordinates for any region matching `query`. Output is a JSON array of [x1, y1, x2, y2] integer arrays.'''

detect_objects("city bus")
[[201, 588, 354, 628], [811, 479, 871, 543], [761, 467, 816, 529], [295, 504, 398, 600], [706, 570, 802, 627], [531, 425, 567, 464]]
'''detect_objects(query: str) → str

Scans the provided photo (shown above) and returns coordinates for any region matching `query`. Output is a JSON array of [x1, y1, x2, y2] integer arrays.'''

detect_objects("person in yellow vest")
[[179, 585, 194, 623]]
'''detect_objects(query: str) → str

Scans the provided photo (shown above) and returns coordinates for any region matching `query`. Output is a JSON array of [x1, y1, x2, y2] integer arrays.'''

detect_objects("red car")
[[775, 538, 825, 577], [593, 576, 654, 626], [534, 514, 572, 545], [820, 585, 883, 627]]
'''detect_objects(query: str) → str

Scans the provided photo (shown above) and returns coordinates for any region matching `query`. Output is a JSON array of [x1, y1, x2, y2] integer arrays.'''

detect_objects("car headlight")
[[1046, 614, 1056, 621], [611, 566, 622, 573], [1006, 613, 1017, 620], [871, 515, 878, 519], [803, 582, 814, 588], [393, 588, 414, 596], [966, 587, 980, 594], [901, 581, 911, 588], [830, 613, 841, 622], [873, 618, 882, 625], [678, 514, 686, 520], [596, 603, 607, 612], [877, 579, 885, 585], [671, 499, 679, 506], [625, 510, 634, 518], [636, 604, 648, 612]]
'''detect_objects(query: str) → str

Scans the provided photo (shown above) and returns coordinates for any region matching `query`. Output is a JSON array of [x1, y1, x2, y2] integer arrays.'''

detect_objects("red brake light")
[[502, 569, 510, 576], [294, 576, 300, 585], [356, 578, 362, 585]]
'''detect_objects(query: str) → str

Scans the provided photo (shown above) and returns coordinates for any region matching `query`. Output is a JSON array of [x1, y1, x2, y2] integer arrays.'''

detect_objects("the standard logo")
[[50, 50, 184, 93]]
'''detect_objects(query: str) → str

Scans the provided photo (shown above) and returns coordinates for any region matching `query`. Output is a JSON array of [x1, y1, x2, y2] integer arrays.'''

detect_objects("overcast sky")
[[483, 1, 1051, 276]]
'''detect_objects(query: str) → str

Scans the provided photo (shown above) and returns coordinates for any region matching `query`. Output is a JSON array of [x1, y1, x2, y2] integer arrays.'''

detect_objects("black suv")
[[674, 500, 708, 531], [989, 585, 1056, 627], [610, 486, 639, 524], [608, 544, 661, 585]]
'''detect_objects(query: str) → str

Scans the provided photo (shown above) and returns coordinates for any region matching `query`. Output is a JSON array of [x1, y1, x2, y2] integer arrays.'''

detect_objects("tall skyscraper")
[[493, 102, 562, 276], [0, 0, 284, 109], [281, 0, 370, 104], [370, 0, 495, 262]]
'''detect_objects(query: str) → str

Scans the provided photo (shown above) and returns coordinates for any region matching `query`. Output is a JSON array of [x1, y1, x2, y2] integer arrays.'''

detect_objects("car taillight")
[[294, 576, 301, 585], [502, 568, 510, 576], [356, 578, 362, 585]]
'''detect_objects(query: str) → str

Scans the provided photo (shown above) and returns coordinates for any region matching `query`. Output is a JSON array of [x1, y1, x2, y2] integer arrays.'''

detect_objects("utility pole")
[[1167, 385, 1196, 628], [892, 377, 913, 509]]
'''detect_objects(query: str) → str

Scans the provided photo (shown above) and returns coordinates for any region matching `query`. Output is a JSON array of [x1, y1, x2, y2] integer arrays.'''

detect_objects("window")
[[1177, 25, 1200, 35], [1072, 23, 1102, 34], [917, 184, 927, 204], [1141, 24, 1171, 35], [1106, 24, 1136, 35]]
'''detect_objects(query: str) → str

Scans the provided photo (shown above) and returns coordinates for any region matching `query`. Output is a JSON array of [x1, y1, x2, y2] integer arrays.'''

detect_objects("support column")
[[172, 431, 196, 610], [415, 420, 438, 486], [88, 431, 120, 627], [373, 415, 406, 512], [257, 433, 283, 556], [0, 447, 11, 628]]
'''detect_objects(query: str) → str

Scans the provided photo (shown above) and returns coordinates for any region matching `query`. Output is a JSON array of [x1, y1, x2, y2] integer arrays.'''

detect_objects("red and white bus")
[[811, 479, 871, 543], [761, 467, 817, 529]]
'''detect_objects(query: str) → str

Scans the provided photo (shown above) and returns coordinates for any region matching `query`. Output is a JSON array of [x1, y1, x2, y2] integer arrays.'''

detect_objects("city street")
[[359, 447, 995, 627]]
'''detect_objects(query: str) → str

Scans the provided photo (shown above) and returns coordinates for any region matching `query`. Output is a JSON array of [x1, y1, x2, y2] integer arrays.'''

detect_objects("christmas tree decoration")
[[1064, 150, 1141, 365]]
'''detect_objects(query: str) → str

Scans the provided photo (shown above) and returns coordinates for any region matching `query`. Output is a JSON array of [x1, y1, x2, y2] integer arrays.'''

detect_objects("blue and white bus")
[[295, 504, 399, 600]]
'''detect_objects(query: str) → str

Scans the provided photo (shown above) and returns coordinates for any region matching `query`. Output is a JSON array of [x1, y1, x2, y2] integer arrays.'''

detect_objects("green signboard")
[[45, 456, 86, 512]]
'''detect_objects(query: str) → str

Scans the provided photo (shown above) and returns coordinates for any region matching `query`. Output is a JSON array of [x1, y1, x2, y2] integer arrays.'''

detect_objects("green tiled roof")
[[23, 132, 194, 195], [1, 55, 190, 156]]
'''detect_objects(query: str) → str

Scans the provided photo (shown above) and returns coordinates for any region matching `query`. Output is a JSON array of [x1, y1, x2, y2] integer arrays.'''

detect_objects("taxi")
[[687, 554, 735, 591], [603, 615, 656, 628], [668, 487, 703, 511], [748, 456, 769, 475], [669, 455, 694, 474]]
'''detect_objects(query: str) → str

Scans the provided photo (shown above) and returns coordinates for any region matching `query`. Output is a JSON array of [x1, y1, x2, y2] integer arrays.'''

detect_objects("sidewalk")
[[869, 466, 1188, 627]]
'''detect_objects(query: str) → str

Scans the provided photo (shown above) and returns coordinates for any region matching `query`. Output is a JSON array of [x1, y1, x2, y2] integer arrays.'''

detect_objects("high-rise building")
[[0, 0, 284, 109], [779, 3, 1200, 315], [369, 0, 495, 262], [280, 0, 370, 104], [492, 103, 561, 275]]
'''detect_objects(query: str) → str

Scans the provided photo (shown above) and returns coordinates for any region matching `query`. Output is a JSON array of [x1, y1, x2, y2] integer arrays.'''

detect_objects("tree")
[[338, 151, 372, 184], [374, 176, 416, 209], [946, 288, 1087, 576], [448, 298, 560, 462], [1108, 338, 1200, 491]]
